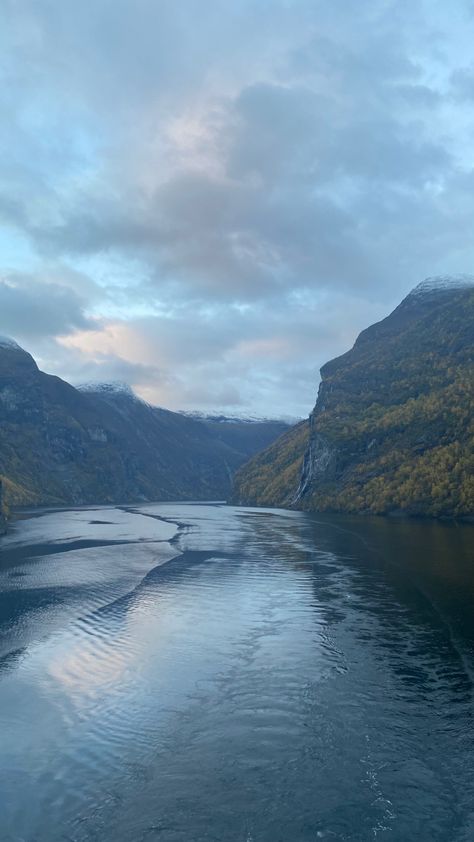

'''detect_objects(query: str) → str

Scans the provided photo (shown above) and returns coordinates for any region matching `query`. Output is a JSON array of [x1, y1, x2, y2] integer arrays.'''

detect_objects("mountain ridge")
[[0, 340, 289, 513], [233, 277, 474, 519]]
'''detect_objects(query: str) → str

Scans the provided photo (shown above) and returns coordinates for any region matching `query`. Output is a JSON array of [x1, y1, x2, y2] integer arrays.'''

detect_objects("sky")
[[1, 0, 474, 417]]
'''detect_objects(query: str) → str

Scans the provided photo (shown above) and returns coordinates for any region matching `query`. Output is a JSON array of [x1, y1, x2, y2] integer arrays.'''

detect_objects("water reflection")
[[0, 503, 473, 841]]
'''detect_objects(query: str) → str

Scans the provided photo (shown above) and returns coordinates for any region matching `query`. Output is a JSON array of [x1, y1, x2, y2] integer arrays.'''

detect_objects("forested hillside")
[[0, 338, 288, 510], [232, 421, 309, 507], [233, 278, 474, 519]]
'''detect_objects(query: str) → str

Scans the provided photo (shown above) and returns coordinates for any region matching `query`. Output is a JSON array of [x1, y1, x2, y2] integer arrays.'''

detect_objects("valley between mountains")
[[0, 338, 288, 524], [1, 275, 473, 527]]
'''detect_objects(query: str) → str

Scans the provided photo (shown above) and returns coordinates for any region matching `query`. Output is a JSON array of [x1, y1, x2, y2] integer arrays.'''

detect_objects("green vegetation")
[[0, 479, 8, 534], [234, 286, 474, 519], [0, 343, 288, 509], [233, 421, 309, 506]]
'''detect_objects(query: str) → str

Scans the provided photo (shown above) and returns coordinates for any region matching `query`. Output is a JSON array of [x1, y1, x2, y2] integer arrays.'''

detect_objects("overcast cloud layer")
[[1, 0, 474, 416]]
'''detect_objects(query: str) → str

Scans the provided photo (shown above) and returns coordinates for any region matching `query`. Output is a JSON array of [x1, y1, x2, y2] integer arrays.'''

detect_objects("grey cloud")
[[0, 275, 92, 340], [451, 66, 474, 100], [2, 47, 455, 307], [1, 0, 311, 118], [228, 79, 450, 187], [68, 355, 171, 391]]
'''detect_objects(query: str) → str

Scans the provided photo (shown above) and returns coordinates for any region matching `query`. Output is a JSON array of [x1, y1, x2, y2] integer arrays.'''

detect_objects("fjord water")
[[1, 505, 474, 841]]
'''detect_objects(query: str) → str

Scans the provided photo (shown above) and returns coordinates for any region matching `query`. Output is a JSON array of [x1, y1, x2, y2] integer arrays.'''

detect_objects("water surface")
[[1, 503, 473, 841]]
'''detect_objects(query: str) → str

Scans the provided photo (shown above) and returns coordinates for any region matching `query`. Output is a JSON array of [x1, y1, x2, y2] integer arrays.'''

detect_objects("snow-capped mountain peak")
[[181, 410, 299, 425], [410, 274, 474, 297], [78, 381, 139, 399]]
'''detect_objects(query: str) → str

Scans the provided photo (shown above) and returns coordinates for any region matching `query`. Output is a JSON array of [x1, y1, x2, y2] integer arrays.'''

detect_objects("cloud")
[[1, 0, 474, 414], [0, 273, 93, 340]]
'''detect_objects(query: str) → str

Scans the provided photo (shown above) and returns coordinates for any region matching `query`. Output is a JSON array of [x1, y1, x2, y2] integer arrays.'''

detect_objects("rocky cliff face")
[[233, 277, 474, 518], [0, 479, 7, 534], [0, 341, 289, 508], [232, 421, 309, 507]]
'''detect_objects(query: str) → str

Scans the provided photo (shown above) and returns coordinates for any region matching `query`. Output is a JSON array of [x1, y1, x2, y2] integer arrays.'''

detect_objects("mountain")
[[0, 340, 289, 510], [0, 480, 6, 534], [233, 276, 474, 519], [232, 421, 309, 507], [183, 412, 299, 461]]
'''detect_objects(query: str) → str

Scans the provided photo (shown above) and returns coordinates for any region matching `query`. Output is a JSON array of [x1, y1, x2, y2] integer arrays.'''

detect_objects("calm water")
[[0, 503, 474, 841]]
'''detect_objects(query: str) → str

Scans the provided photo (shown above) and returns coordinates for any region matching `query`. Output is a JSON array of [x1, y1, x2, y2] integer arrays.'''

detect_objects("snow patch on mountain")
[[410, 275, 474, 297], [181, 410, 299, 425], [78, 381, 143, 401]]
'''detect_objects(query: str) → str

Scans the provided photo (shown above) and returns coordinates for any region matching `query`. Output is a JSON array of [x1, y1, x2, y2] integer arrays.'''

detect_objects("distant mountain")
[[182, 410, 300, 425], [182, 412, 297, 461], [233, 276, 474, 519], [0, 341, 290, 510]]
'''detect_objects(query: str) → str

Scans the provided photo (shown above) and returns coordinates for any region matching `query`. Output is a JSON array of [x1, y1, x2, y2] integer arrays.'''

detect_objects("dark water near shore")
[[1, 503, 474, 841]]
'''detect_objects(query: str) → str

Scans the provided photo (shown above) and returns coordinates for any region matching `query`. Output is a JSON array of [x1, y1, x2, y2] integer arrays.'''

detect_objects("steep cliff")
[[233, 277, 474, 518], [232, 421, 309, 507], [0, 340, 289, 507], [0, 479, 7, 534]]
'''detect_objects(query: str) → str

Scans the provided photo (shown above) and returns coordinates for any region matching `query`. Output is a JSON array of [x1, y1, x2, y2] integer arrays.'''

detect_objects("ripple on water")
[[1, 504, 474, 841]]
